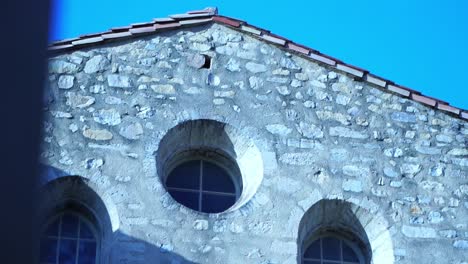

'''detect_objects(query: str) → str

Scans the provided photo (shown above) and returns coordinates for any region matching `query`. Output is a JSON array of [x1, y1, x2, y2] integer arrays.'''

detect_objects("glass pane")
[[201, 193, 235, 213], [166, 160, 200, 190], [40, 237, 57, 262], [169, 190, 200, 211], [79, 220, 95, 239], [322, 237, 341, 261], [202, 161, 236, 193], [304, 239, 321, 258], [342, 242, 360, 262], [61, 214, 79, 238], [78, 241, 96, 264], [58, 239, 77, 264], [303, 261, 321, 264], [45, 219, 60, 236]]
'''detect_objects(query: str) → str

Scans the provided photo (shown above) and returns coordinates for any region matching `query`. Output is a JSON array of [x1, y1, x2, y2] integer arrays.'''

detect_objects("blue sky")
[[50, 0, 468, 110]]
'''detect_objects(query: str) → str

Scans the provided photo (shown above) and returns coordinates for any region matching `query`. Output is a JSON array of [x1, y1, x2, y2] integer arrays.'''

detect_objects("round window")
[[164, 150, 242, 213]]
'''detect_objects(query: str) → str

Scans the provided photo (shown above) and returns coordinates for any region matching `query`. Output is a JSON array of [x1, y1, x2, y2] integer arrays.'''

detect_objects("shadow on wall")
[[37, 164, 198, 264]]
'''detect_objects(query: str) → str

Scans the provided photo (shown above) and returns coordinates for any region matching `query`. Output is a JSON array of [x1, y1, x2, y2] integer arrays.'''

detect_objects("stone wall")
[[41, 23, 468, 263]]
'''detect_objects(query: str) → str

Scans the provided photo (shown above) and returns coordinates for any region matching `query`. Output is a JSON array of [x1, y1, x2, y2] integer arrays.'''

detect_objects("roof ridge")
[[47, 9, 468, 121]]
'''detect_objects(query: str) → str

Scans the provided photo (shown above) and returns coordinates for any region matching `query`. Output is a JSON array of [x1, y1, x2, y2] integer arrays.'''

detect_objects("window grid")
[[40, 213, 97, 264], [166, 159, 237, 213], [303, 237, 361, 264]]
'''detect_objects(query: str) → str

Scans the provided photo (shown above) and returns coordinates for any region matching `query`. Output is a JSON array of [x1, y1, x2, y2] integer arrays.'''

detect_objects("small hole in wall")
[[202, 55, 211, 69]]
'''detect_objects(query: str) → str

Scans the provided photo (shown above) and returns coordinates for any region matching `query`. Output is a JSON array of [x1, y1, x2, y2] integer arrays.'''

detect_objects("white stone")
[[84, 55, 109, 73], [245, 62, 267, 73], [329, 127, 368, 139], [151, 84, 175, 94], [266, 124, 292, 137], [342, 179, 363, 193], [248, 76, 264, 90], [402, 225, 437, 238], [58, 75, 75, 89], [108, 74, 131, 88], [93, 109, 121, 126]]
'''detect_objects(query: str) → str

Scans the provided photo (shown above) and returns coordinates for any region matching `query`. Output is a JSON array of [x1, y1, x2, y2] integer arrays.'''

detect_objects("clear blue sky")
[[50, 0, 468, 110]]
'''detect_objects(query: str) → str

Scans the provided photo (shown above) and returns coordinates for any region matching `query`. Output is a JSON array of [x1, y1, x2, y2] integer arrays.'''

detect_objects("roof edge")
[[47, 8, 468, 121]]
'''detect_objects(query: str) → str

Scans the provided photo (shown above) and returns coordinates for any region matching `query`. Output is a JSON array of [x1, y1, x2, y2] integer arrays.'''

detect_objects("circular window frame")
[[163, 148, 243, 214], [302, 230, 368, 264]]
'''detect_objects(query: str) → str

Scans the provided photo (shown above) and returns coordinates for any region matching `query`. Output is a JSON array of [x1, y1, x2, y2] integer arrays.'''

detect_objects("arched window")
[[39, 212, 98, 264], [302, 233, 366, 264]]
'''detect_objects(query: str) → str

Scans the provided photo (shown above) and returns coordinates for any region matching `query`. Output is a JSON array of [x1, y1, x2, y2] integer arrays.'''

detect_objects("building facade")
[[39, 8, 468, 264]]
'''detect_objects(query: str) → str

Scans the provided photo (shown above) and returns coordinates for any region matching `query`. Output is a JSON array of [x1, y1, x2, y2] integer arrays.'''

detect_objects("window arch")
[[40, 211, 99, 264], [302, 232, 365, 264]]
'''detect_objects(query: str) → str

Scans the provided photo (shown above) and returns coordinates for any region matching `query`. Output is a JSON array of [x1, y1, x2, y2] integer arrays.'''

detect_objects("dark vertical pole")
[[0, 1, 50, 263]]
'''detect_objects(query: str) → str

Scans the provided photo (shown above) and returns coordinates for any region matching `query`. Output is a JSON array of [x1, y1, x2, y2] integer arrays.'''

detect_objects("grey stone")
[[415, 145, 442, 155], [448, 148, 468, 156], [84, 55, 109, 73], [342, 179, 363, 193], [51, 111, 73, 119], [276, 86, 290, 96], [266, 77, 289, 84], [342, 165, 370, 177], [402, 225, 437, 238], [49, 60, 78, 74], [82, 128, 113, 141], [191, 42, 211, 52], [336, 94, 351, 105], [226, 58, 241, 72], [93, 109, 121, 126], [192, 219, 209, 231], [316, 111, 351, 125], [58, 75, 75, 89], [329, 127, 368, 139], [427, 211, 444, 224], [430, 164, 445, 177], [453, 240, 468, 249], [151, 84, 176, 94], [248, 76, 264, 90], [245, 62, 267, 73], [391, 112, 416, 123], [104, 96, 123, 105], [107, 74, 131, 88], [66, 92, 95, 108], [279, 57, 300, 70], [279, 153, 318, 165], [266, 124, 292, 137], [401, 164, 422, 177], [297, 122, 323, 139], [119, 122, 144, 140], [384, 167, 399, 178]]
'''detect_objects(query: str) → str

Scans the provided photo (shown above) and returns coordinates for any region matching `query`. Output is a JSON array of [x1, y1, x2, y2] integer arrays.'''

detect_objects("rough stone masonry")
[[41, 22, 467, 264]]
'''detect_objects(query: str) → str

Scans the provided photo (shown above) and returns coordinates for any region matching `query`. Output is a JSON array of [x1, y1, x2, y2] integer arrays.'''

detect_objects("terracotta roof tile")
[[461, 112, 468, 120], [240, 25, 262, 35], [309, 52, 337, 66], [212, 16, 241, 27], [336, 63, 366, 78], [153, 17, 176, 23], [71, 36, 104, 45], [437, 103, 461, 115], [411, 94, 437, 107], [364, 74, 387, 87], [47, 8, 467, 119], [287, 42, 310, 55], [387, 84, 410, 97], [261, 34, 286, 46], [101, 31, 132, 40], [154, 22, 181, 30], [170, 13, 213, 19], [179, 18, 212, 26], [129, 26, 157, 34]]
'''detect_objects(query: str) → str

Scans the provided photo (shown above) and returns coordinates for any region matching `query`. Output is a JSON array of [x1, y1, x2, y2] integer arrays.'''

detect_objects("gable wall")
[[42, 23, 468, 263]]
